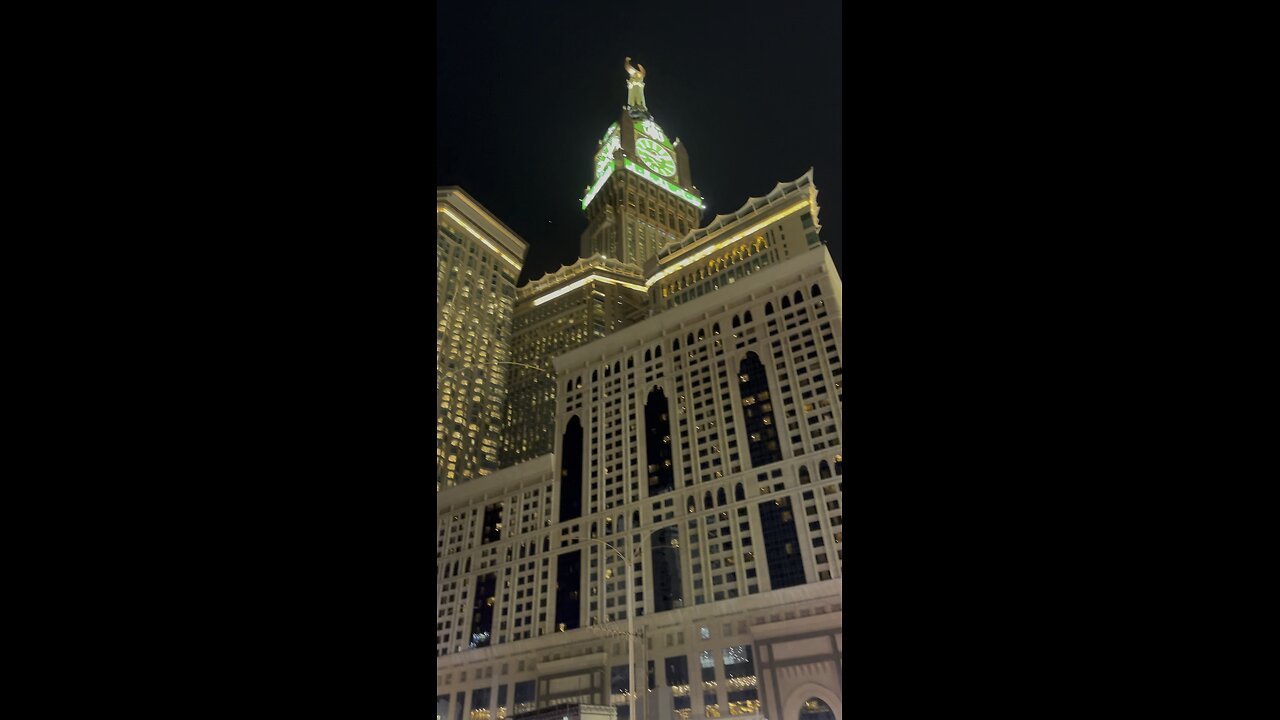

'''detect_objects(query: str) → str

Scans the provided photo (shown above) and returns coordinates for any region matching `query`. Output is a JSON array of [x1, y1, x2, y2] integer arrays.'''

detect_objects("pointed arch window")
[[819, 460, 832, 480], [645, 387, 676, 497], [781, 295, 791, 309], [559, 416, 584, 522], [738, 352, 784, 467], [811, 283, 822, 297], [735, 483, 745, 501]]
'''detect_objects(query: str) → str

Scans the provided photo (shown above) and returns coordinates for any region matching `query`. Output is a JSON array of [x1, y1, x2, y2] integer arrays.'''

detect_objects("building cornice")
[[554, 246, 839, 375], [516, 255, 647, 304], [654, 169, 817, 266]]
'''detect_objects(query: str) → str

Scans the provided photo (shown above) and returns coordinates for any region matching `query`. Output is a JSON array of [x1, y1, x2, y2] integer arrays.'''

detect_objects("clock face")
[[635, 137, 677, 177]]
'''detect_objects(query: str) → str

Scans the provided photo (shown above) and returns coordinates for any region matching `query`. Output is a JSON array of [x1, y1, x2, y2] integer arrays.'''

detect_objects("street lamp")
[[580, 536, 643, 720]]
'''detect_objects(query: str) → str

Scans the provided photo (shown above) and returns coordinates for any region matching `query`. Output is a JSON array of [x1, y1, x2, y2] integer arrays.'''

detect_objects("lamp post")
[[581, 536, 642, 720]]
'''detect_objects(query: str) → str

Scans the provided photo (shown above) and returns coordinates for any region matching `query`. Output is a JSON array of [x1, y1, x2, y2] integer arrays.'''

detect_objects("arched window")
[[605, 365, 611, 378], [645, 387, 675, 497], [614, 361, 620, 374], [799, 466, 811, 485], [704, 491, 713, 509], [567, 380, 573, 392], [781, 295, 791, 309], [560, 416, 584, 522], [764, 302, 774, 315], [687, 332, 695, 345], [645, 349, 652, 362], [735, 483, 745, 501], [799, 698, 836, 720], [834, 456, 842, 475], [628, 357, 634, 369], [618, 514, 625, 531], [688, 499, 696, 514], [717, 488, 727, 506], [713, 323, 720, 335], [464, 557, 471, 573], [655, 345, 662, 358], [632, 510, 640, 528], [590, 522, 597, 538], [543, 537, 550, 553], [738, 351, 783, 467], [819, 460, 832, 479], [593, 369, 599, 382], [732, 315, 741, 328], [697, 328, 705, 341], [673, 338, 680, 351], [453, 561, 459, 576], [811, 283, 822, 297], [794, 290, 803, 304], [744, 310, 753, 323]]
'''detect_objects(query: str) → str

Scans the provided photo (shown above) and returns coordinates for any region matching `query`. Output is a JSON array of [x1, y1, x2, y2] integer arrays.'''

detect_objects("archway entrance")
[[798, 698, 835, 720]]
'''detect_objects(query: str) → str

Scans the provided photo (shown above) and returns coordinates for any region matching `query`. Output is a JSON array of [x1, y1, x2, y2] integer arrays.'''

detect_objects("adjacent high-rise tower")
[[436, 188, 529, 491]]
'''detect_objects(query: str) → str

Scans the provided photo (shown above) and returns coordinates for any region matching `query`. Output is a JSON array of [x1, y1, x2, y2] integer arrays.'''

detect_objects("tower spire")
[[624, 56, 649, 117]]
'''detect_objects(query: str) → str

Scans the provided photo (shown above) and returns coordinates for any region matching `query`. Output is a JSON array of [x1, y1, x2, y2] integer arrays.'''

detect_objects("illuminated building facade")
[[436, 174, 843, 720], [438, 61, 841, 720], [579, 111, 703, 266], [502, 256, 648, 467], [437, 187, 529, 492], [646, 172, 823, 312]]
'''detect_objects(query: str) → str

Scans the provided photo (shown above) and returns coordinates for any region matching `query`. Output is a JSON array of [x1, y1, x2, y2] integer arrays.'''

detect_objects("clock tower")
[[579, 59, 703, 266]]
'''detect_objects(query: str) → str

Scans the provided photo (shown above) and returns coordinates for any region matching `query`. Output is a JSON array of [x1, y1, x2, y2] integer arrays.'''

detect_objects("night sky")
[[437, 0, 843, 285]]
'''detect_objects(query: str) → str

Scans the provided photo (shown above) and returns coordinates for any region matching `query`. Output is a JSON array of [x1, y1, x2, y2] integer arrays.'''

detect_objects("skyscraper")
[[579, 71, 702, 265], [437, 188, 529, 492], [437, 60, 842, 720], [502, 255, 648, 467]]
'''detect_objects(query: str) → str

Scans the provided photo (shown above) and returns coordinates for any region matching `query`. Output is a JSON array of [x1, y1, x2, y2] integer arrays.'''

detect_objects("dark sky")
[[437, 0, 842, 285]]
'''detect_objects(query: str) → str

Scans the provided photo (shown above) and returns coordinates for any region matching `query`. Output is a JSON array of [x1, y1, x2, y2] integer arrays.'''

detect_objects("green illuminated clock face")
[[635, 137, 676, 177]]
